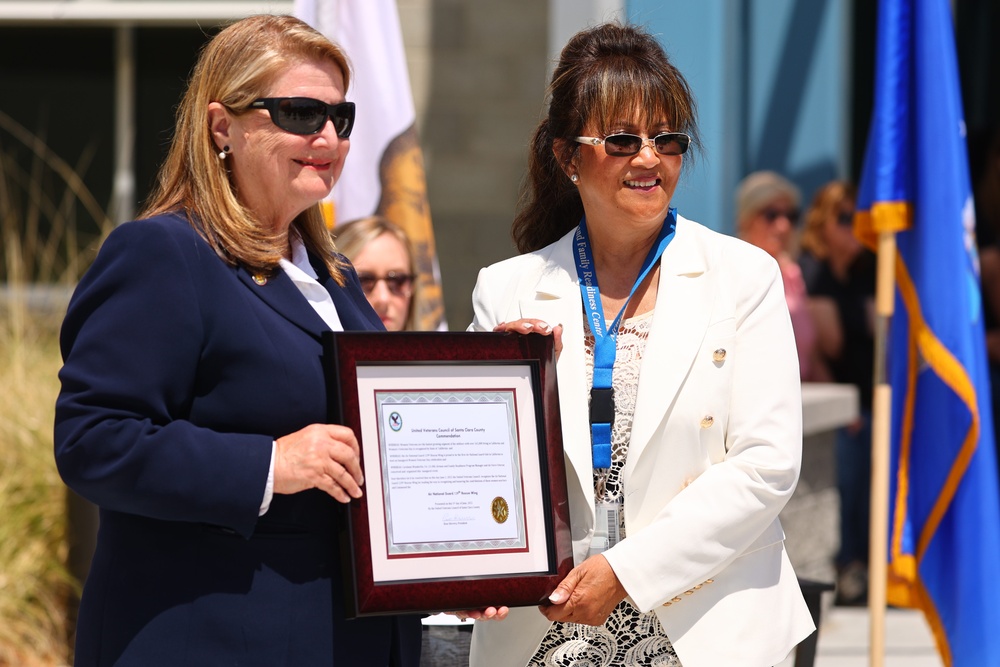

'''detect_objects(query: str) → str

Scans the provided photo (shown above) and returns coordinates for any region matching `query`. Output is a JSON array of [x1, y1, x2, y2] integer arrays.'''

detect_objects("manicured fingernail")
[[549, 590, 567, 604], [539, 322, 552, 332]]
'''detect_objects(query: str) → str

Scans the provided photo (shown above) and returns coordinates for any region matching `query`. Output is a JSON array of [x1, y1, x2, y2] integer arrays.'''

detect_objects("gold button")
[[252, 273, 268, 286], [705, 579, 714, 584], [684, 590, 694, 595], [672, 597, 682, 603], [663, 601, 672, 607], [700, 415, 714, 429], [713, 348, 726, 362]]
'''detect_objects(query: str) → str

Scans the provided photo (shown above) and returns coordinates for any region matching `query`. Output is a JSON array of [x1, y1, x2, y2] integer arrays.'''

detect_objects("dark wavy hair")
[[511, 22, 700, 253]]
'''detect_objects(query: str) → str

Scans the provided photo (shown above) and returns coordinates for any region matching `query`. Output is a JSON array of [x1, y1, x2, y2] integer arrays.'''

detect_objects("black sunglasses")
[[837, 211, 855, 227], [761, 207, 800, 225], [250, 97, 356, 137], [575, 132, 691, 157], [357, 271, 414, 297]]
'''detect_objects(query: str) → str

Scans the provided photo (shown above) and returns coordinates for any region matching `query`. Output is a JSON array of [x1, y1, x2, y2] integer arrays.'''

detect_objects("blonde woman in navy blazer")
[[464, 24, 814, 667], [55, 15, 420, 667]]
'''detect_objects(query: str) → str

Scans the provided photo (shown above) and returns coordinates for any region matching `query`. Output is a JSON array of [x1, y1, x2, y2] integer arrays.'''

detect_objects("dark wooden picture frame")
[[324, 331, 573, 618]]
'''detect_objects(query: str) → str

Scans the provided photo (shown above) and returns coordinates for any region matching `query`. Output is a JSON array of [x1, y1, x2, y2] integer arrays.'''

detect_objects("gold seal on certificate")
[[491, 496, 510, 524]]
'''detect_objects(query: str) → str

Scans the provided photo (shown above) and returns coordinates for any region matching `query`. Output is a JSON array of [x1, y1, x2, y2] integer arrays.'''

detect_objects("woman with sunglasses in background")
[[464, 23, 814, 667], [736, 170, 831, 383], [799, 180, 875, 606], [335, 216, 418, 331], [54, 15, 420, 666]]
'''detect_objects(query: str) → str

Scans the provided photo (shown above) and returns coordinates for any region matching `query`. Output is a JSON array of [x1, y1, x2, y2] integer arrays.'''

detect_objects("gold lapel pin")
[[712, 348, 727, 363], [252, 273, 268, 286]]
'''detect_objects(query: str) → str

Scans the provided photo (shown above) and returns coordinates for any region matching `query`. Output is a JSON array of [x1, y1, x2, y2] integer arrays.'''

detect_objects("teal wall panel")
[[627, 0, 851, 234]]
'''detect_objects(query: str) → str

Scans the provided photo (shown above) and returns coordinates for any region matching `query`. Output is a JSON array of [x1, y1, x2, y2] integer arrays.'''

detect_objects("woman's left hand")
[[539, 555, 627, 626], [446, 606, 510, 622], [493, 319, 563, 355]]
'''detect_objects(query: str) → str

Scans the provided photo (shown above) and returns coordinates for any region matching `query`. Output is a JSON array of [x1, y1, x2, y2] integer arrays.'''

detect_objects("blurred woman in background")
[[336, 215, 418, 331], [799, 180, 875, 606], [736, 170, 830, 382]]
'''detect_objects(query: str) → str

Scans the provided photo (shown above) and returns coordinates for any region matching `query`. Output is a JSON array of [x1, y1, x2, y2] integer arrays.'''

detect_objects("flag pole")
[[868, 228, 895, 667]]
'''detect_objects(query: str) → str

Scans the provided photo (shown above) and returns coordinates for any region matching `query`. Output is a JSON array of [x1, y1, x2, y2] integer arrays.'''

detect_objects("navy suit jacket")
[[55, 213, 420, 666]]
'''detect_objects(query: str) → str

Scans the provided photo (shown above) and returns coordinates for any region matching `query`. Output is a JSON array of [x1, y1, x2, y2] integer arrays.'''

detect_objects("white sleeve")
[[259, 441, 276, 516]]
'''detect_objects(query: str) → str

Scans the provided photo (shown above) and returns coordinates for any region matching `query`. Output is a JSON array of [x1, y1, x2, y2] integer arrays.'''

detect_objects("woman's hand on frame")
[[273, 424, 364, 502], [493, 319, 564, 355], [539, 555, 626, 626], [446, 606, 510, 622]]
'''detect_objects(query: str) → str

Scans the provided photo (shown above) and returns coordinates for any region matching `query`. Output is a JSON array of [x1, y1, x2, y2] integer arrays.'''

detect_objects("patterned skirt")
[[526, 599, 681, 666]]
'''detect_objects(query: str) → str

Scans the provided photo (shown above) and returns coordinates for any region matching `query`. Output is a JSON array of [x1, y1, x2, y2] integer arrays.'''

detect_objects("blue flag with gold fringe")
[[855, 0, 1000, 664]]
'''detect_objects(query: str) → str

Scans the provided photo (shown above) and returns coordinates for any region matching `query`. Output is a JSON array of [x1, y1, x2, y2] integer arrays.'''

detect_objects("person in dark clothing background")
[[799, 180, 875, 606]]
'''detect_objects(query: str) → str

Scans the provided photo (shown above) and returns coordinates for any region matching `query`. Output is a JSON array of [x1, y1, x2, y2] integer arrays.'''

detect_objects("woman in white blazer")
[[463, 23, 815, 667]]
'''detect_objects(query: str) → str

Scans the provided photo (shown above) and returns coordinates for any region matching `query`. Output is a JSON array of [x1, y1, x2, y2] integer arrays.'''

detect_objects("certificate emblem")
[[389, 411, 402, 431], [491, 496, 510, 524]]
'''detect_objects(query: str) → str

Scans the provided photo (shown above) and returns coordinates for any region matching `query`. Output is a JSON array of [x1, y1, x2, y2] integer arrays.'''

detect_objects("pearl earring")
[[570, 174, 579, 183], [218, 145, 230, 160]]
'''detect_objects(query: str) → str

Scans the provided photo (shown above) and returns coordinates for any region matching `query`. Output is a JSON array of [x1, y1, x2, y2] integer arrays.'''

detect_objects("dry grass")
[[0, 110, 111, 667], [0, 312, 74, 667]]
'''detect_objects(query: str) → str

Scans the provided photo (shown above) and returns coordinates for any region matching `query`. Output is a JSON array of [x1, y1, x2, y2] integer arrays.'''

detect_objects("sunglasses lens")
[[330, 103, 355, 138], [357, 272, 412, 296], [762, 209, 800, 225], [385, 275, 412, 295], [603, 134, 643, 156], [276, 98, 327, 134], [655, 133, 689, 155]]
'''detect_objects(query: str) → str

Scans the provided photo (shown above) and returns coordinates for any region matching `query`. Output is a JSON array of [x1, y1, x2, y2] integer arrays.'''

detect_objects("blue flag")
[[855, 0, 1000, 664]]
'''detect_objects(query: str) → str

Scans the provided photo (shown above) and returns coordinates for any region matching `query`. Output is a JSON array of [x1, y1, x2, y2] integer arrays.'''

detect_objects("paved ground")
[[420, 605, 944, 667], [804, 605, 943, 667]]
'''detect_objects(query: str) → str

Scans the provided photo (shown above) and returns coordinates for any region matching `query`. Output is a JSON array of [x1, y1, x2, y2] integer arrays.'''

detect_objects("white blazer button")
[[700, 415, 714, 429], [713, 348, 726, 362]]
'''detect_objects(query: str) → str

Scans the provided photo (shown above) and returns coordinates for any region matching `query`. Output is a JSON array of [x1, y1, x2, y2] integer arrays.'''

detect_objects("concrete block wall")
[[398, 0, 549, 329]]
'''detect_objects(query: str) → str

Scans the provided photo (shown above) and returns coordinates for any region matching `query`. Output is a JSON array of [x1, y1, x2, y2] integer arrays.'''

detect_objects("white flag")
[[295, 0, 446, 330]]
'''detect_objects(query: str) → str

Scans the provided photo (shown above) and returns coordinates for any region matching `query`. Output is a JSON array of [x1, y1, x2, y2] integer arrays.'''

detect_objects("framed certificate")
[[324, 331, 573, 618]]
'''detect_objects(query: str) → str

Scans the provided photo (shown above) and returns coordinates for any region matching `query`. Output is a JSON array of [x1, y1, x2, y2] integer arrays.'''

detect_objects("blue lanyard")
[[574, 209, 677, 468]]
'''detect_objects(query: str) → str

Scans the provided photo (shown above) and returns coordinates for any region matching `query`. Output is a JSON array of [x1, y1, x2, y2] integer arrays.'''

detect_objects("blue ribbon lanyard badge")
[[573, 210, 676, 469]]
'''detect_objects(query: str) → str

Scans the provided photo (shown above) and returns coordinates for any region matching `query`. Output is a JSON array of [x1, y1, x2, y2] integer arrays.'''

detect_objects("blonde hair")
[[141, 14, 351, 283], [800, 181, 856, 260], [734, 170, 802, 237], [335, 216, 419, 330]]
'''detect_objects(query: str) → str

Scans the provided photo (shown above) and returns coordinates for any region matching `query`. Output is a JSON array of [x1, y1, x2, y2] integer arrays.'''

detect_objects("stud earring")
[[218, 145, 230, 160], [570, 174, 579, 183]]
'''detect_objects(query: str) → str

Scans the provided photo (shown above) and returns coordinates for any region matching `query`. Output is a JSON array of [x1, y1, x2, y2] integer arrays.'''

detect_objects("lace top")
[[527, 310, 682, 667]]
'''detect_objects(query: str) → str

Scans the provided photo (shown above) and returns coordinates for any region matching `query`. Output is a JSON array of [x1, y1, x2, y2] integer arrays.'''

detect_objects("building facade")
[[0, 0, 996, 326]]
